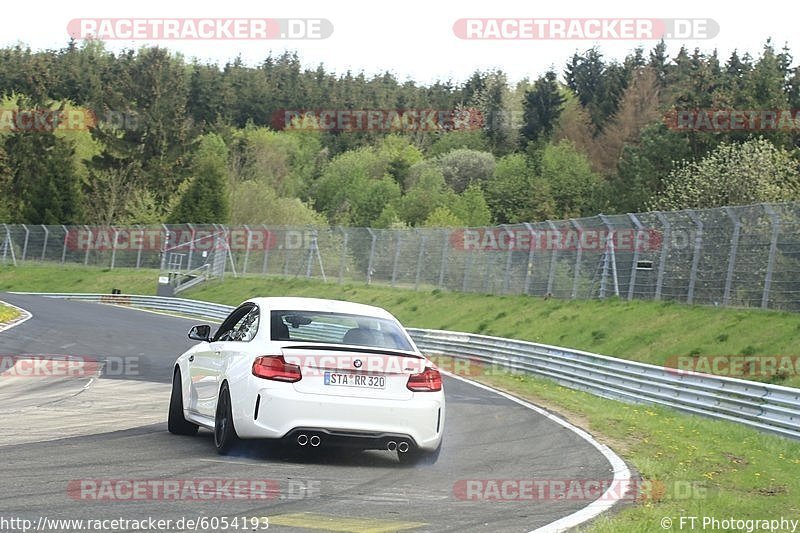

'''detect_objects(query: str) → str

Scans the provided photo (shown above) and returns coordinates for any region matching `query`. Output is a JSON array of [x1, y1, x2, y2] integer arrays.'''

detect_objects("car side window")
[[214, 304, 255, 342], [233, 307, 259, 342]]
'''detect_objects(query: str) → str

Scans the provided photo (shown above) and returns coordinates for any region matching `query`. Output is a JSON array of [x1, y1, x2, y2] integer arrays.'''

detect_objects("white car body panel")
[[174, 297, 445, 451]]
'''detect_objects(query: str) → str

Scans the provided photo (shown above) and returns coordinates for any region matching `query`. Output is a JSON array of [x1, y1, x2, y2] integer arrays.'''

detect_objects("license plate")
[[324, 372, 386, 389]]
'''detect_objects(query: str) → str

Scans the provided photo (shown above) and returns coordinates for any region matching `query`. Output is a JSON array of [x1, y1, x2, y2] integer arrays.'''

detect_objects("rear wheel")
[[168, 368, 198, 436], [214, 383, 238, 454]]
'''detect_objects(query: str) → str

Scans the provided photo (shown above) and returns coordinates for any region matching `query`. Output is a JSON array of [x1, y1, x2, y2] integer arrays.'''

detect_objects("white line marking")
[[0, 300, 33, 333], [443, 372, 633, 533]]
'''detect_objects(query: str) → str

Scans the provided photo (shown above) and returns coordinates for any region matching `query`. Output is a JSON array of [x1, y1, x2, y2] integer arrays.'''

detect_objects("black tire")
[[214, 383, 238, 455], [398, 439, 442, 466], [168, 368, 198, 436]]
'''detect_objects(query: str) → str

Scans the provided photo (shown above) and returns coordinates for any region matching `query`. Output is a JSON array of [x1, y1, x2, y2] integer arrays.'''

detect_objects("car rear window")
[[270, 310, 413, 351]]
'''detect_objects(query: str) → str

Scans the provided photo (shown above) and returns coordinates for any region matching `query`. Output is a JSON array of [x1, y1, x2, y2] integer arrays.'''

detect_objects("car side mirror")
[[188, 324, 212, 342]]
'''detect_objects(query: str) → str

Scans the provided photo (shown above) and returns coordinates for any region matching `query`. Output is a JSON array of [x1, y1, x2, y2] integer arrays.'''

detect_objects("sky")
[[2, 0, 797, 85]]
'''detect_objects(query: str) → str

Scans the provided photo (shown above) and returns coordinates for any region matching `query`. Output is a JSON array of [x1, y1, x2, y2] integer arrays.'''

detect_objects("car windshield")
[[270, 310, 413, 351]]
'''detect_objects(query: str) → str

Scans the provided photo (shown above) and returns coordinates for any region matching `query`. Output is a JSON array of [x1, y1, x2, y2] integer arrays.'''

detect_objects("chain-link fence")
[[2, 201, 800, 311]]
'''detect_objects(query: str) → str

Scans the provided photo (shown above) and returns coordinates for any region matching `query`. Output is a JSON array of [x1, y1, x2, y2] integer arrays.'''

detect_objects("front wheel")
[[168, 368, 198, 436], [214, 384, 238, 454]]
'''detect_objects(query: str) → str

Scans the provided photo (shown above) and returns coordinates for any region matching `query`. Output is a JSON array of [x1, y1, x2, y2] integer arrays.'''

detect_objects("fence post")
[[110, 226, 119, 269], [366, 228, 377, 284], [135, 226, 144, 269], [722, 207, 740, 306], [502, 225, 514, 293], [185, 223, 195, 272], [654, 212, 670, 301], [522, 222, 536, 295], [262, 225, 271, 275], [415, 230, 426, 291], [570, 219, 582, 299], [1, 224, 13, 265], [338, 228, 348, 284], [391, 231, 402, 287], [546, 220, 558, 296], [159, 224, 170, 273], [627, 213, 645, 301], [762, 204, 780, 309], [83, 225, 91, 266], [438, 229, 449, 288], [61, 225, 69, 264], [41, 225, 49, 261], [463, 246, 476, 292], [242, 225, 252, 275], [21, 225, 29, 262], [686, 210, 704, 305]]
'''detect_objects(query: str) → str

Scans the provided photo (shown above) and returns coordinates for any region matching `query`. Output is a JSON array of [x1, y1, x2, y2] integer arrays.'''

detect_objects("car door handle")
[[188, 355, 194, 362]]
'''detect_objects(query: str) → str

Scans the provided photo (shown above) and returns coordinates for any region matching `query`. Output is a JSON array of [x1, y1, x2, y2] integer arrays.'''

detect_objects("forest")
[[0, 39, 799, 227]]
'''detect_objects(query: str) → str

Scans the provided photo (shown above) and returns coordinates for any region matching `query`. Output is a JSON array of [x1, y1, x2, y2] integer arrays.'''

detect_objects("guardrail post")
[[722, 207, 740, 306], [391, 231, 402, 287], [61, 225, 69, 264], [242, 225, 252, 275], [415, 230, 426, 291], [762, 204, 780, 309], [366, 228, 377, 284], [654, 212, 670, 301], [686, 210, 704, 305], [438, 229, 449, 288], [570, 219, 582, 299], [83, 225, 91, 266], [545, 221, 558, 296], [21, 224, 29, 261], [110, 226, 119, 269], [627, 213, 644, 301], [41, 225, 49, 261], [522, 222, 536, 295]]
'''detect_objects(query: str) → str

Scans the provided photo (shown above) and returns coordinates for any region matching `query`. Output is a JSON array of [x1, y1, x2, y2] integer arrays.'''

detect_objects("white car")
[[168, 297, 445, 464]]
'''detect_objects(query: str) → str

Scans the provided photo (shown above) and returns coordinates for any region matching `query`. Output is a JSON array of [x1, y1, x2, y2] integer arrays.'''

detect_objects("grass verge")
[[468, 368, 800, 532], [0, 302, 20, 324]]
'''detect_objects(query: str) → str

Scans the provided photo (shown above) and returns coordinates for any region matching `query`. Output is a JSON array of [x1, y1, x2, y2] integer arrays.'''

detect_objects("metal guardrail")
[[15, 292, 800, 440]]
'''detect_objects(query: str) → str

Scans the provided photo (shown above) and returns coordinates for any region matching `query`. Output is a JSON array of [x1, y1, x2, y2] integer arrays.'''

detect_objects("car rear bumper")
[[231, 380, 445, 450]]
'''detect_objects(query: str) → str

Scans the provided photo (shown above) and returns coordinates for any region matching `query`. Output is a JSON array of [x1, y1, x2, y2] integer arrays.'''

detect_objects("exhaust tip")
[[386, 440, 397, 451], [398, 441, 410, 453], [297, 434, 308, 446], [309, 435, 321, 447]]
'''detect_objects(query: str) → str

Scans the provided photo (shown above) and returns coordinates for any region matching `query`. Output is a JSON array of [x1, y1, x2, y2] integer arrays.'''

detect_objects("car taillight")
[[406, 367, 442, 392], [252, 355, 302, 382]]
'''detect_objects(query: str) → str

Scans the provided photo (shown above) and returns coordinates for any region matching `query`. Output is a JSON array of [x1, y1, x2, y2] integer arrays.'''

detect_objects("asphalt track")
[[0, 293, 622, 532]]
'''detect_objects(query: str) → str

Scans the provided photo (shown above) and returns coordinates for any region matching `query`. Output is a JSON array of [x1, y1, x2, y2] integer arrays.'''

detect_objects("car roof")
[[244, 297, 398, 320]]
